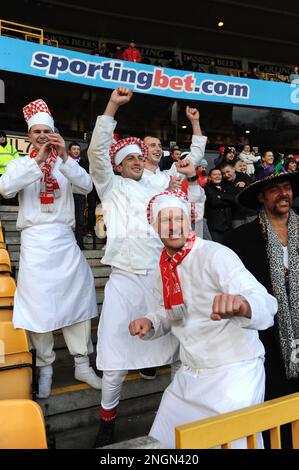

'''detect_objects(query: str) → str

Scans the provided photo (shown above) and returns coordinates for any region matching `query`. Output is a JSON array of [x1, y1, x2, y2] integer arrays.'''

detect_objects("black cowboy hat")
[[237, 171, 299, 210]]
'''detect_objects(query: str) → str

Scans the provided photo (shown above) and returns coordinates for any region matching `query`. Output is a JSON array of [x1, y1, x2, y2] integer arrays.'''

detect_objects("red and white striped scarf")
[[159, 231, 196, 320], [30, 148, 60, 212]]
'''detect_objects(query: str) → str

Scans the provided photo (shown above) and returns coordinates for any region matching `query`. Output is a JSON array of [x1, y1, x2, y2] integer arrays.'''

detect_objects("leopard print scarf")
[[259, 209, 299, 379]]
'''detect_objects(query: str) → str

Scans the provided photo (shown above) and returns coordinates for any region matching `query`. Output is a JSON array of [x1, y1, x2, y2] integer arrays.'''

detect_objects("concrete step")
[[0, 205, 19, 212], [38, 367, 170, 437]]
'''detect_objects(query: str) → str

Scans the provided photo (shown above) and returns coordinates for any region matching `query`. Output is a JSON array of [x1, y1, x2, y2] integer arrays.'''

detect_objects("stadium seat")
[[0, 321, 33, 400], [0, 399, 47, 449], [0, 276, 16, 308], [0, 249, 12, 274], [0, 308, 13, 321], [0, 230, 6, 250], [175, 393, 299, 449]]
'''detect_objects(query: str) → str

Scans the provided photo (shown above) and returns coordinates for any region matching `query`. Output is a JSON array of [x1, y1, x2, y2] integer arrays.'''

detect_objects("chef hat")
[[147, 189, 191, 225], [109, 136, 147, 169], [23, 99, 54, 132]]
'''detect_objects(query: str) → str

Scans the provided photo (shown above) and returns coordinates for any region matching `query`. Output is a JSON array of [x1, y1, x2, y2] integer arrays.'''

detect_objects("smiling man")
[[224, 172, 299, 447], [0, 99, 101, 399], [129, 189, 276, 449]]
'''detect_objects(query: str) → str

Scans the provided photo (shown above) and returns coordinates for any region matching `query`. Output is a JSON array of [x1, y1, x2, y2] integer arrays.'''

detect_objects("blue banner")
[[1, 36, 299, 110]]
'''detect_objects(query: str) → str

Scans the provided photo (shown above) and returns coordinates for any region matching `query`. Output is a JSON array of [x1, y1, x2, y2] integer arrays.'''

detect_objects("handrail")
[[176, 392, 299, 449]]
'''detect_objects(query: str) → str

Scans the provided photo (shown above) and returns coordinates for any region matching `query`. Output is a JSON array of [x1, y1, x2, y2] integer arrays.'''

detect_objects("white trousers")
[[101, 361, 181, 411], [29, 320, 94, 367]]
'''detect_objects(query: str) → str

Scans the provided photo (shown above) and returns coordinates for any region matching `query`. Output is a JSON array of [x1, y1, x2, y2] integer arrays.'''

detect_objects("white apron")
[[97, 268, 179, 370], [13, 223, 98, 332], [150, 357, 265, 449]]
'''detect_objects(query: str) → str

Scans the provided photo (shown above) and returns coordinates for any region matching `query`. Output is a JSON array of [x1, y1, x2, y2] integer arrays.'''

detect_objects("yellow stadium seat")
[[0, 249, 11, 274], [0, 308, 13, 321], [0, 276, 16, 308], [0, 230, 6, 250], [175, 393, 299, 449], [0, 321, 32, 400], [0, 399, 47, 449]]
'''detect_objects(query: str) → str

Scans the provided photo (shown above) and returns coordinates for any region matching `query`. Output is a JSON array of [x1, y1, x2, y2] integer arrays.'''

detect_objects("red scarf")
[[159, 232, 196, 317], [30, 148, 60, 212]]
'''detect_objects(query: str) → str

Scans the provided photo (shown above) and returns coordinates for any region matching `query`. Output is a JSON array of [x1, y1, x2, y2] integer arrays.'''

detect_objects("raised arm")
[[88, 87, 133, 199]]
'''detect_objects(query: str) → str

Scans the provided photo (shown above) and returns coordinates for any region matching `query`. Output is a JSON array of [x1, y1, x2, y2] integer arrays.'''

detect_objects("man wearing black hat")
[[224, 171, 299, 447]]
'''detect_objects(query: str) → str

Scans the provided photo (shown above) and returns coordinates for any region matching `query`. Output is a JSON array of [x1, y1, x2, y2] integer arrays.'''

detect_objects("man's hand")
[[186, 106, 200, 122], [129, 318, 153, 337], [236, 181, 246, 188], [104, 87, 133, 117], [211, 294, 251, 321], [47, 133, 67, 162], [176, 159, 196, 178], [34, 141, 52, 165], [168, 176, 182, 191]]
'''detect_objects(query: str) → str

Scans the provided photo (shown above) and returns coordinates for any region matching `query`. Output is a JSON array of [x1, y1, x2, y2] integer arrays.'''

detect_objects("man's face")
[[262, 152, 274, 166], [258, 181, 293, 217], [244, 145, 250, 153], [157, 207, 189, 254], [69, 145, 80, 158], [221, 165, 236, 182], [0, 135, 6, 145], [144, 137, 163, 165], [209, 169, 222, 184], [171, 150, 181, 162], [28, 125, 52, 151], [115, 153, 144, 181]]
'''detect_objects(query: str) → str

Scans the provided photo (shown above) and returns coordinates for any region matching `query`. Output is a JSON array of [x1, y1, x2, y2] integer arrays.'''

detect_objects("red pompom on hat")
[[23, 99, 54, 131], [109, 136, 148, 169]]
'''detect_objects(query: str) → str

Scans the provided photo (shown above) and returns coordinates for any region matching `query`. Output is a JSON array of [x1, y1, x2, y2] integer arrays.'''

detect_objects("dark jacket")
[[204, 182, 234, 233], [224, 218, 299, 400]]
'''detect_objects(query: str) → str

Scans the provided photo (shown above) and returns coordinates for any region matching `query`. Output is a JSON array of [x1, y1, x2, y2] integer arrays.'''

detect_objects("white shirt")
[[0, 155, 92, 230], [145, 238, 277, 370], [88, 116, 203, 274]]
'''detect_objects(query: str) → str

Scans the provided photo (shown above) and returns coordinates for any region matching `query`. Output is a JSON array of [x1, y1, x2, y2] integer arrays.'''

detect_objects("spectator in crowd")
[[159, 145, 181, 171], [0, 130, 19, 176], [220, 162, 257, 228], [0, 130, 20, 204], [114, 45, 123, 60], [98, 42, 110, 57], [284, 156, 298, 173], [68, 142, 86, 250], [0, 99, 101, 398], [225, 171, 299, 447], [214, 145, 237, 168], [208, 60, 218, 75], [204, 168, 234, 243], [238, 144, 261, 176], [289, 66, 299, 83], [255, 150, 275, 180], [122, 40, 142, 63], [129, 190, 276, 449], [234, 159, 248, 175], [248, 67, 261, 79]]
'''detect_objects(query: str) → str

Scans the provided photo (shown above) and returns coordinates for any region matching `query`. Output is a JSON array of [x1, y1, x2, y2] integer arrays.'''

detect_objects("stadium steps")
[[0, 204, 168, 448]]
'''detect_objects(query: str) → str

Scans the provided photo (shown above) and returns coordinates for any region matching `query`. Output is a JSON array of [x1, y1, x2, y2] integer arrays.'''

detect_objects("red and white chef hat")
[[23, 99, 54, 132], [147, 189, 190, 225], [109, 136, 148, 169]]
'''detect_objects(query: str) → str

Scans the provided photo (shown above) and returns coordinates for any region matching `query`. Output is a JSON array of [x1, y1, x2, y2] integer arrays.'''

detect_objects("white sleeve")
[[143, 270, 173, 340], [211, 245, 277, 330], [165, 134, 208, 178], [87, 115, 118, 200], [59, 157, 93, 194], [186, 135, 207, 166], [0, 157, 42, 198]]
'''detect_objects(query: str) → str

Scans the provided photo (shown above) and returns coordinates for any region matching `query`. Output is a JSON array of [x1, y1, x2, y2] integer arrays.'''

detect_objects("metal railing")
[[0, 19, 58, 47]]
